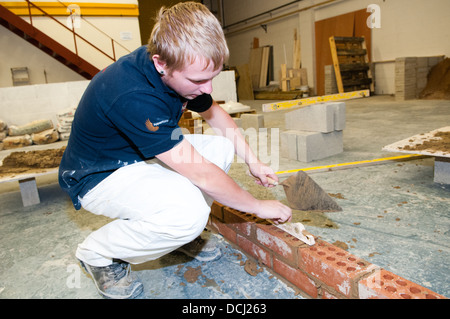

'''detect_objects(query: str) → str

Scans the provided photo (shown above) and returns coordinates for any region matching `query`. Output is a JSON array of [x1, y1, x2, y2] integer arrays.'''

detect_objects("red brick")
[[358, 269, 447, 299], [210, 216, 237, 244], [223, 207, 255, 237], [298, 240, 375, 297], [210, 201, 225, 220], [255, 224, 303, 265], [273, 257, 318, 298], [237, 234, 272, 267], [321, 289, 340, 299]]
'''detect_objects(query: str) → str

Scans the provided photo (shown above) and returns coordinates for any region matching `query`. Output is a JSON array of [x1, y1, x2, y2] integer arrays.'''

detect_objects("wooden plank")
[[255, 91, 303, 100], [360, 36, 375, 92], [280, 63, 288, 92], [259, 46, 270, 88], [340, 63, 369, 72], [293, 29, 301, 69], [333, 36, 365, 43], [249, 47, 263, 89], [337, 49, 367, 56], [236, 64, 254, 100], [329, 36, 344, 93]]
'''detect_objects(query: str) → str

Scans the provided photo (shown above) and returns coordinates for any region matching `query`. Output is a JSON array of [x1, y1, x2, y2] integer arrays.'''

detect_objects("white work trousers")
[[75, 134, 235, 267]]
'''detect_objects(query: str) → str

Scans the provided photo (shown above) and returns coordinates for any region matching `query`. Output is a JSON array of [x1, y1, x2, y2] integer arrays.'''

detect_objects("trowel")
[[278, 171, 342, 212], [256, 170, 342, 212], [250, 170, 343, 246]]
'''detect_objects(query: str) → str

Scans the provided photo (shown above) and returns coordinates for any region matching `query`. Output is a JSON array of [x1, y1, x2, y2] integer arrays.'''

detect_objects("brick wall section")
[[208, 201, 447, 299]]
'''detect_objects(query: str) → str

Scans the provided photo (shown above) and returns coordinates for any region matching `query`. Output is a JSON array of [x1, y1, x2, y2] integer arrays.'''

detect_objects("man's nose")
[[199, 80, 213, 95]]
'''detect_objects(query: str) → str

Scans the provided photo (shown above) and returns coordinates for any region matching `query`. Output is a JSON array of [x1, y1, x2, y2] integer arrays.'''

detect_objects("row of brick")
[[208, 201, 446, 299]]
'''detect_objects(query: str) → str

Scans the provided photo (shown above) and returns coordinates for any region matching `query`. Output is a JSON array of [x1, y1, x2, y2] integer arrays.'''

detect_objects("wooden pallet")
[[329, 36, 374, 93]]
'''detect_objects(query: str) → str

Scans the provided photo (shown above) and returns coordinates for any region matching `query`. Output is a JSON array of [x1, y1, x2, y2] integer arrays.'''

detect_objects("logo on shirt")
[[145, 119, 159, 132], [145, 118, 170, 132]]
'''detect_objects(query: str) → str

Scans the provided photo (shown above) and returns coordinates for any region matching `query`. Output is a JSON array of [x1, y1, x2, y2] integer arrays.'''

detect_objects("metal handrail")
[[56, 0, 131, 55], [24, 0, 130, 63]]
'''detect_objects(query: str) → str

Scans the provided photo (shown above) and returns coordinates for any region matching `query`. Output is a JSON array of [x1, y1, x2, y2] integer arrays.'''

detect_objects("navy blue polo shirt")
[[58, 45, 213, 209]]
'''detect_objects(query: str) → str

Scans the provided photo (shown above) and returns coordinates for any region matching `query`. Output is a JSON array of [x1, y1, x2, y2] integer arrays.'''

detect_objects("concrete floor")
[[0, 95, 449, 299]]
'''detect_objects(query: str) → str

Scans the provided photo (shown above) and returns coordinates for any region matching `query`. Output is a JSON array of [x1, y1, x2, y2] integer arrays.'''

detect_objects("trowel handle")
[[246, 169, 279, 186], [267, 177, 279, 186]]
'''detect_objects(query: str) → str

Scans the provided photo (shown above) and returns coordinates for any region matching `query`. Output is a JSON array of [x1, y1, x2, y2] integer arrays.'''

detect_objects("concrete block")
[[241, 114, 264, 130], [285, 103, 334, 133], [328, 102, 346, 131], [19, 178, 40, 207], [233, 117, 242, 128], [296, 130, 343, 162], [280, 130, 301, 160], [287, 132, 298, 160], [434, 157, 450, 184], [280, 130, 290, 158]]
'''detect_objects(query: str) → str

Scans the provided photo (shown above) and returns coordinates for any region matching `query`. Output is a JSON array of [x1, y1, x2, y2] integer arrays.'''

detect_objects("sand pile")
[[420, 58, 450, 100]]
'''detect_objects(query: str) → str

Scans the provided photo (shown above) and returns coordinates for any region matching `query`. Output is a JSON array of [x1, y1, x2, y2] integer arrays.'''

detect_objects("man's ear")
[[152, 55, 167, 75]]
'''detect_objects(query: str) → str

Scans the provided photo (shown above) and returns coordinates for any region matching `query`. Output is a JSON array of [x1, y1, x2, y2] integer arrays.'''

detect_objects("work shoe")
[[79, 259, 143, 299], [177, 236, 222, 262]]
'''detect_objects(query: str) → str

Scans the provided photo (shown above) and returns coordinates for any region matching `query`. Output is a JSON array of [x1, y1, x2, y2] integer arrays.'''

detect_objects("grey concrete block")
[[241, 114, 264, 130], [281, 129, 343, 162], [328, 102, 346, 131], [19, 177, 40, 207], [296, 130, 343, 162], [285, 103, 334, 133], [233, 117, 242, 128], [434, 157, 450, 184], [280, 130, 297, 159]]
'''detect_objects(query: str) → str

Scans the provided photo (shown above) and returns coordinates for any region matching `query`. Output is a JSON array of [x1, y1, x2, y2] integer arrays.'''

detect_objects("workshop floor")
[[0, 95, 449, 299]]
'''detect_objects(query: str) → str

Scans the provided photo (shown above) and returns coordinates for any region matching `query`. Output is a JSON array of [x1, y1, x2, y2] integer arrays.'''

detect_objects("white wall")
[[0, 26, 86, 87], [223, 0, 450, 95], [0, 80, 89, 126], [0, 71, 236, 127]]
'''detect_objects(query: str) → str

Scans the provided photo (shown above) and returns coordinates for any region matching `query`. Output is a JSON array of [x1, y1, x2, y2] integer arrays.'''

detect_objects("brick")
[[210, 216, 237, 244], [210, 201, 225, 220], [358, 269, 447, 299], [223, 206, 256, 237], [237, 234, 272, 267], [273, 257, 318, 298], [298, 240, 376, 298], [255, 224, 301, 265], [321, 288, 340, 299]]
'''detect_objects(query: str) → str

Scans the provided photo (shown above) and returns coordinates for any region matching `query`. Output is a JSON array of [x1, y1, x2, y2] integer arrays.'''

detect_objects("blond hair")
[[148, 2, 229, 72]]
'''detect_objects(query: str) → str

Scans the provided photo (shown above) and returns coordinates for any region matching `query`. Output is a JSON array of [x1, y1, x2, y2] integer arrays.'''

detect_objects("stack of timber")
[[329, 36, 373, 93], [280, 66, 308, 92], [280, 29, 307, 92]]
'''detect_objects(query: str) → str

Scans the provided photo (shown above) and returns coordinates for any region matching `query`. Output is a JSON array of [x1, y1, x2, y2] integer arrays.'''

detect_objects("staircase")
[[0, 2, 113, 80]]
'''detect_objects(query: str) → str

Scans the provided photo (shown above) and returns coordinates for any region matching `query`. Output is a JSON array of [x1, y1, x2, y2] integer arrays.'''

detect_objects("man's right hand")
[[252, 200, 292, 225]]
